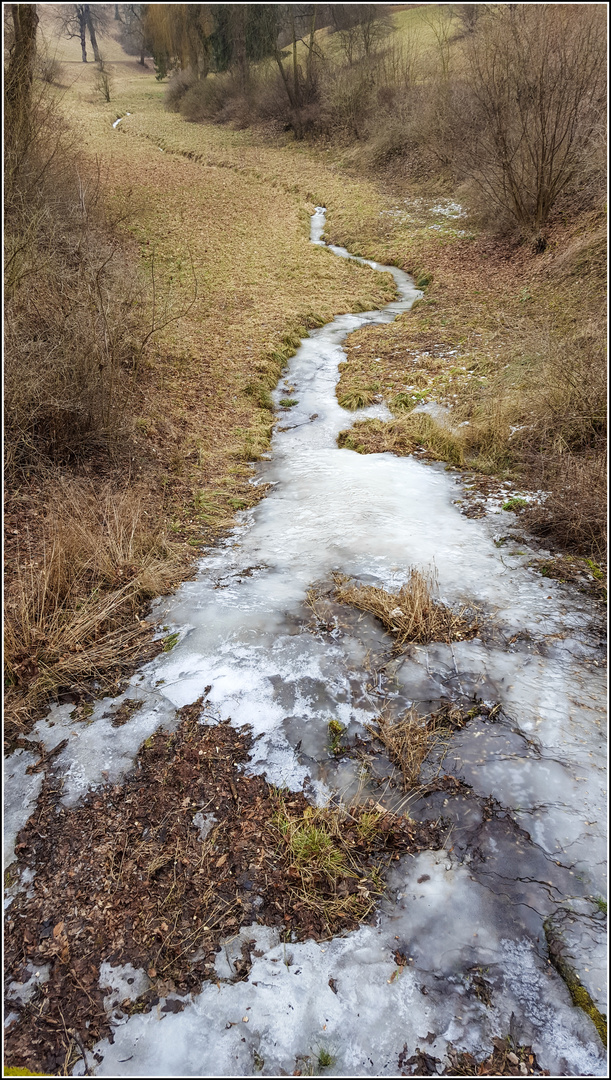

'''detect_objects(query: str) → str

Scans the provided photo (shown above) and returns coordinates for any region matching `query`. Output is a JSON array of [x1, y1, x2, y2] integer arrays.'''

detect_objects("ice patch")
[[4, 748, 43, 869]]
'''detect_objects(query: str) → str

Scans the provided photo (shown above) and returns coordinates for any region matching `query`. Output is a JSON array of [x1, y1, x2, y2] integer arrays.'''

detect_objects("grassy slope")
[[326, 183, 606, 561]]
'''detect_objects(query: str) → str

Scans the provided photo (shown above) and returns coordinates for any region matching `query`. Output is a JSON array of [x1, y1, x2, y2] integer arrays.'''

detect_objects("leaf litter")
[[4, 698, 442, 1076]]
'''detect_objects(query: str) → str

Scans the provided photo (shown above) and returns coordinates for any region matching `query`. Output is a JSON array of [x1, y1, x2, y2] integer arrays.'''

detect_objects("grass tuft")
[[338, 413, 465, 465], [328, 718, 347, 755], [270, 794, 436, 936], [337, 387, 379, 410], [367, 702, 479, 790], [333, 567, 479, 649]]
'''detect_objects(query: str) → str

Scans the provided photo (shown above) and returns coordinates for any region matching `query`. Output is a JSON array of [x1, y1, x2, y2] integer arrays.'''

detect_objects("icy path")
[[7, 211, 606, 1076]]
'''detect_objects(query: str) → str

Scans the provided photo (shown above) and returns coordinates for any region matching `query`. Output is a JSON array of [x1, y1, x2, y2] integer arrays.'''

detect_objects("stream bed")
[[5, 211, 607, 1077]]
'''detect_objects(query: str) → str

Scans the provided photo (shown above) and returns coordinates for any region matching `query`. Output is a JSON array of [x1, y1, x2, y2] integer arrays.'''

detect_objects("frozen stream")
[[6, 211, 607, 1076]]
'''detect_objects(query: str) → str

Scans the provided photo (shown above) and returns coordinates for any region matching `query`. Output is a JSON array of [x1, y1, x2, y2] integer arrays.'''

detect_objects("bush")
[[179, 72, 231, 121], [460, 5, 606, 236], [4, 85, 144, 470], [165, 67, 196, 111], [37, 53, 64, 85]]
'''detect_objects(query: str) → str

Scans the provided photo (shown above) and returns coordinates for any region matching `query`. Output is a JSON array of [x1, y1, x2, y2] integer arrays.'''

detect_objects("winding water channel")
[[7, 209, 607, 1076]]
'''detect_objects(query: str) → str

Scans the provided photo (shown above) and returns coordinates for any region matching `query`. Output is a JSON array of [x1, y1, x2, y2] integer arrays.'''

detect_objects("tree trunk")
[[274, 49, 295, 110], [230, 4, 248, 93], [306, 4, 317, 94], [6, 4, 39, 119], [291, 9, 299, 106], [84, 4, 101, 63]]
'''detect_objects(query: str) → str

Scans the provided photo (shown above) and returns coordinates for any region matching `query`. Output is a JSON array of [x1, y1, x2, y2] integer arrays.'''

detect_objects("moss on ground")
[[544, 916, 607, 1047]]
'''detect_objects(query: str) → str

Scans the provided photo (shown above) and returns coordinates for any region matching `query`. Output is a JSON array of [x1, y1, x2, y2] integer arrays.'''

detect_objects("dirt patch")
[[4, 700, 441, 1076]]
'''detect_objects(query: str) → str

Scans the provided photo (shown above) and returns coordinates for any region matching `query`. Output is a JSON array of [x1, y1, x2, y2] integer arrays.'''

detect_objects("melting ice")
[[6, 209, 606, 1076]]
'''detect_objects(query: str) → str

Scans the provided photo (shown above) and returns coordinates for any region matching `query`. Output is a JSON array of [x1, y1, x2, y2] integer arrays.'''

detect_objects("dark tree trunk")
[[230, 5, 248, 92], [6, 4, 39, 117], [79, 4, 88, 62], [84, 4, 101, 62]]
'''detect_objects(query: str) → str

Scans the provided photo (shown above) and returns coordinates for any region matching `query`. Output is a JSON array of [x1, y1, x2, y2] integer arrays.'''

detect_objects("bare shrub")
[[92, 57, 113, 102], [321, 61, 377, 140], [4, 214, 144, 467], [165, 66, 196, 111], [179, 71, 234, 122], [461, 5, 606, 237], [522, 452, 606, 561], [529, 325, 606, 455], [37, 52, 65, 85], [333, 567, 479, 648], [4, 85, 147, 470]]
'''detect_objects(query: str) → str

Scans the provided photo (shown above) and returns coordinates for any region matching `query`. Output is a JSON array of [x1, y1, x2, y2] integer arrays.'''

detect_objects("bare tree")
[[329, 3, 391, 65], [455, 4, 481, 36], [84, 3, 102, 61], [463, 4, 606, 236], [116, 3, 148, 66], [273, 4, 319, 133], [57, 4, 109, 62]]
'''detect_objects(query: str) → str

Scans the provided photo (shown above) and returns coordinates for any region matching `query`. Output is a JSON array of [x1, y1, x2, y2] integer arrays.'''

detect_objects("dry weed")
[[4, 482, 187, 735], [367, 708, 435, 790], [367, 701, 482, 790], [338, 413, 466, 465], [522, 451, 607, 561], [333, 567, 479, 648]]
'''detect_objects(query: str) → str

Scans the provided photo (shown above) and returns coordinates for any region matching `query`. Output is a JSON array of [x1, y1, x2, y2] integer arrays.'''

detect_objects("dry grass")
[[5, 19, 400, 730], [329, 190, 606, 558], [338, 412, 465, 465], [522, 452, 607, 562], [367, 702, 479, 791], [272, 798, 384, 929], [368, 708, 434, 791], [4, 482, 188, 736], [270, 795, 435, 936], [333, 568, 479, 649]]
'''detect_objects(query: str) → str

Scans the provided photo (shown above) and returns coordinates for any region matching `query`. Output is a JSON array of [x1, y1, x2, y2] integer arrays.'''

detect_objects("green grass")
[[328, 718, 347, 755], [317, 1048, 336, 1069], [502, 497, 528, 512]]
